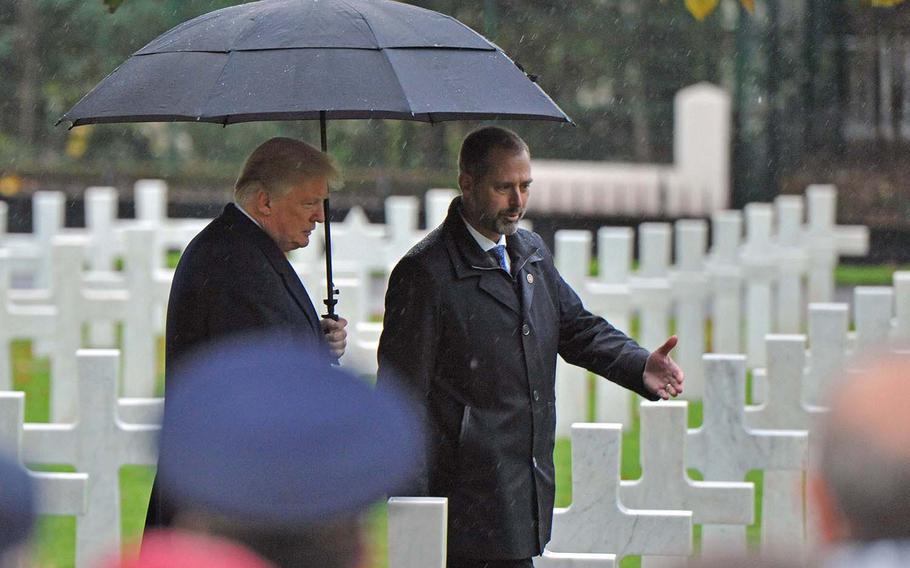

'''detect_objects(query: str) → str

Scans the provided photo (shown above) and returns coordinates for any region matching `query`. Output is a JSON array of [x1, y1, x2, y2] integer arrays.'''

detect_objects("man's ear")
[[458, 172, 472, 195], [252, 183, 271, 216]]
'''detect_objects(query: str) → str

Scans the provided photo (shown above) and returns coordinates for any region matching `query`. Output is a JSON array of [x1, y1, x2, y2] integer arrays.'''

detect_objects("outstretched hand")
[[643, 335, 684, 400]]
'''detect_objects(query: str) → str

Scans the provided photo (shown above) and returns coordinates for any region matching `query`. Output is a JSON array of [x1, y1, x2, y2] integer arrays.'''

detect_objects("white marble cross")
[[50, 228, 161, 421], [774, 195, 809, 334], [687, 354, 808, 554], [555, 231, 597, 436], [670, 219, 709, 398], [852, 286, 895, 355], [740, 204, 777, 368], [747, 335, 826, 557], [622, 401, 753, 523], [547, 423, 692, 559], [706, 210, 744, 355], [0, 249, 57, 390], [590, 227, 636, 426], [21, 349, 159, 567], [804, 185, 870, 303], [632, 224, 673, 355], [0, 392, 88, 518], [805, 303, 849, 406], [621, 401, 753, 568]]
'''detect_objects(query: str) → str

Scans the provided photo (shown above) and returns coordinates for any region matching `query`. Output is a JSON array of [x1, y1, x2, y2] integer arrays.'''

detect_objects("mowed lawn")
[[23, 261, 904, 567]]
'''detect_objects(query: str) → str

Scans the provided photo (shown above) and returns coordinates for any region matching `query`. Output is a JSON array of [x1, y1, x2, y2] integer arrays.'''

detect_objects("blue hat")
[[0, 452, 35, 551], [157, 331, 423, 527]]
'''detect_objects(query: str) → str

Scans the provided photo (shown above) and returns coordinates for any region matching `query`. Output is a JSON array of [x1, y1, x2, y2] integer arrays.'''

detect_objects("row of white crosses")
[[552, 185, 870, 435], [6, 277, 906, 567], [0, 349, 160, 568], [0, 228, 171, 421]]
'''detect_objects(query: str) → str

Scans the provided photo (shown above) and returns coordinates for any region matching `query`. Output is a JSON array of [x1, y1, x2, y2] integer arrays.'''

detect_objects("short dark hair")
[[458, 126, 529, 181]]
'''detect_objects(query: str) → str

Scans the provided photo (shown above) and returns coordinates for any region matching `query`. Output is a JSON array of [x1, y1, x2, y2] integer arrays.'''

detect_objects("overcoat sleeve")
[[554, 271, 658, 401], [377, 257, 441, 495]]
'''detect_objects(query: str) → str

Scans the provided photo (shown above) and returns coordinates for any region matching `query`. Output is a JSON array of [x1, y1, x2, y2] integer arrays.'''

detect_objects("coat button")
[[526, 273, 534, 284], [533, 390, 540, 401], [522, 323, 531, 336]]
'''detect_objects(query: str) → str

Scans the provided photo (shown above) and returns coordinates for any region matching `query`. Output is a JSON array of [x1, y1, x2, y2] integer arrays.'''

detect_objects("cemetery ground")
[[16, 263, 903, 568]]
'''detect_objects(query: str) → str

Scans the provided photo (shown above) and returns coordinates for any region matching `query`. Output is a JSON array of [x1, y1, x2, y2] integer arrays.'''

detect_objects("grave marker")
[[548, 424, 692, 559]]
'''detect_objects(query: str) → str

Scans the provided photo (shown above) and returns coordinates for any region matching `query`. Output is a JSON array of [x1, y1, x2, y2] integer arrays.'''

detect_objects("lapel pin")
[[526, 273, 534, 284]]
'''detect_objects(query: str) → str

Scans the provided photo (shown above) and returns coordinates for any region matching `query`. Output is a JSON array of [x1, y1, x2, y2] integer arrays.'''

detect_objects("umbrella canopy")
[[60, 0, 571, 126]]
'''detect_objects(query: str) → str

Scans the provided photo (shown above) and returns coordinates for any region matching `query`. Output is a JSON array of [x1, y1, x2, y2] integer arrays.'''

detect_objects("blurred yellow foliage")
[[65, 126, 92, 159], [687, 0, 906, 20], [0, 175, 22, 197]]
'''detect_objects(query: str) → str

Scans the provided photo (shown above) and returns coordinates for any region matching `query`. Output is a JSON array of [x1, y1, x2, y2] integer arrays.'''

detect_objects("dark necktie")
[[491, 244, 509, 273]]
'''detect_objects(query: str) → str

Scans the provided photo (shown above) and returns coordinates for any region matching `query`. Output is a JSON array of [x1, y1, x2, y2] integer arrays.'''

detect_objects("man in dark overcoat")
[[146, 137, 348, 528], [377, 126, 684, 568]]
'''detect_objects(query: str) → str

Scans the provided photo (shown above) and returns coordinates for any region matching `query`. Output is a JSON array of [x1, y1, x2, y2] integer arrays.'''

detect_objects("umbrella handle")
[[322, 198, 339, 321]]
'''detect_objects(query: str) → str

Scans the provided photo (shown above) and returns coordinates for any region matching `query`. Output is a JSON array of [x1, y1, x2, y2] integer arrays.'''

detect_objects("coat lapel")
[[222, 204, 323, 334], [509, 231, 544, 317]]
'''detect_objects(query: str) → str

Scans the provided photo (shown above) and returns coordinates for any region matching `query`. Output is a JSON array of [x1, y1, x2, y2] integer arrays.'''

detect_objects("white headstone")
[[621, 402, 753, 524], [85, 187, 120, 348], [687, 354, 808, 554], [555, 231, 594, 437], [805, 185, 870, 303], [740, 204, 777, 368], [674, 83, 731, 213], [774, 195, 807, 334], [853, 286, 894, 354], [387, 497, 447, 568], [21, 349, 158, 567], [0, 250, 56, 390], [548, 424, 692, 558], [707, 210, 743, 354], [896, 272, 910, 343], [671, 220, 708, 398], [805, 304, 849, 407], [0, 392, 88, 517], [425, 189, 458, 229], [590, 227, 635, 427], [633, 224, 672, 354]]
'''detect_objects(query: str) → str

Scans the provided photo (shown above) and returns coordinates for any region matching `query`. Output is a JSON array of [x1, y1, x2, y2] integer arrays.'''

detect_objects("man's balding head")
[[814, 356, 910, 543]]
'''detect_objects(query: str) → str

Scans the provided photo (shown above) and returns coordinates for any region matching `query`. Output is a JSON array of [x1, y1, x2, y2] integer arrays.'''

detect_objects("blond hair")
[[234, 137, 340, 205]]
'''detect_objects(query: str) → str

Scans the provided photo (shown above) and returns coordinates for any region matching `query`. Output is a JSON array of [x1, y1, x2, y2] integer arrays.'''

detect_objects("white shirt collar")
[[234, 202, 263, 229], [460, 213, 506, 252]]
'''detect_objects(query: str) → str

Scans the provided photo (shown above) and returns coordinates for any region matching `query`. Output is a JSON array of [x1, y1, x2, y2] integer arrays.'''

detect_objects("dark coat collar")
[[219, 203, 322, 329], [442, 197, 543, 315]]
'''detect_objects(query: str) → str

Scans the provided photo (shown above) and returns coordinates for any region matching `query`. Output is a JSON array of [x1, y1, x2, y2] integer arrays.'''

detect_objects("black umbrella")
[[60, 0, 572, 317]]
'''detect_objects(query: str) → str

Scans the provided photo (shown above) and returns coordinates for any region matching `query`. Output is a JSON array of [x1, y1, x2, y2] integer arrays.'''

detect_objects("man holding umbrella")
[[147, 137, 348, 527], [378, 126, 684, 567]]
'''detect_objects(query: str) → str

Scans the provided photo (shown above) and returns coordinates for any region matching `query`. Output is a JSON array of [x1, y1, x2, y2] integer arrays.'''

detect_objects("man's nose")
[[313, 202, 326, 223], [508, 188, 523, 207]]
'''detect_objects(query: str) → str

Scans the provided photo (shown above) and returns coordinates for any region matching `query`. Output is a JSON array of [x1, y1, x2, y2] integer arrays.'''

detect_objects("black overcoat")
[[377, 198, 656, 560], [146, 203, 327, 527]]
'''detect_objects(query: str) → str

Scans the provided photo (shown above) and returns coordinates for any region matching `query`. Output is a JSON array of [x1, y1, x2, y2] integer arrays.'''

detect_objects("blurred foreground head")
[[155, 331, 423, 568], [0, 452, 35, 568], [812, 354, 910, 546]]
